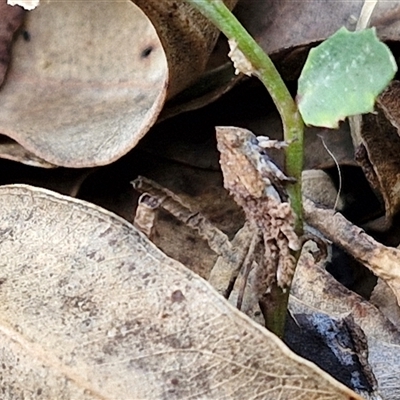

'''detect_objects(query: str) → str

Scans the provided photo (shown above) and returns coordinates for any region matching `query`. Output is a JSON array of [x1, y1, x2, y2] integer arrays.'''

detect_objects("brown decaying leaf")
[[0, 135, 57, 168], [304, 199, 400, 307], [160, 62, 242, 122], [302, 169, 344, 211], [0, 0, 25, 87], [235, 0, 362, 55], [132, 175, 234, 261], [0, 0, 168, 167], [370, 278, 400, 331], [0, 0, 239, 168], [131, 0, 238, 99], [0, 184, 362, 399], [133, 193, 162, 239]]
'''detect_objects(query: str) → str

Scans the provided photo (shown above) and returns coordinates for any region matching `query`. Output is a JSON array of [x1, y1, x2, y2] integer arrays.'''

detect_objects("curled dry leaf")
[[0, 0, 25, 87], [0, 184, 362, 399], [0, 136, 55, 168], [0, 0, 238, 167], [160, 62, 242, 122], [353, 81, 400, 230], [133, 193, 162, 239], [0, 0, 168, 167], [132, 0, 238, 99]]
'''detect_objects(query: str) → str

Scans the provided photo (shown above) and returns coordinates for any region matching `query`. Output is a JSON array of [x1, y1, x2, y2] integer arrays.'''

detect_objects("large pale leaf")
[[0, 184, 362, 399], [297, 27, 397, 128], [0, 0, 238, 168], [0, 0, 168, 167]]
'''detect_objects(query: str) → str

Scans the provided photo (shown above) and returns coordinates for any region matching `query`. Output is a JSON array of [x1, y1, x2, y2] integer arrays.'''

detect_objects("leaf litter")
[[2, 0, 400, 399]]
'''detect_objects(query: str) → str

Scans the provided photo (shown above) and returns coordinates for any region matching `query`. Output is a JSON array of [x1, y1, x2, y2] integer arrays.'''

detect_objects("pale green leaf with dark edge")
[[297, 27, 397, 128]]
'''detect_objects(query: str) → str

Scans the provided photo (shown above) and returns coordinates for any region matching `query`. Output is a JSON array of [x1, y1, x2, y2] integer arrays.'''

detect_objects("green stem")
[[185, 0, 304, 234], [185, 0, 304, 337]]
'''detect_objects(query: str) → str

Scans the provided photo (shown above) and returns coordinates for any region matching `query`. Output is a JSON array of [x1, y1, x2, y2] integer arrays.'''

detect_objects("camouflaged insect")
[[216, 126, 299, 290]]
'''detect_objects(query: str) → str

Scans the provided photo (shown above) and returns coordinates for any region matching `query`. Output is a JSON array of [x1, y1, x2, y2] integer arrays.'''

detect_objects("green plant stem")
[[185, 0, 303, 233], [185, 0, 304, 337]]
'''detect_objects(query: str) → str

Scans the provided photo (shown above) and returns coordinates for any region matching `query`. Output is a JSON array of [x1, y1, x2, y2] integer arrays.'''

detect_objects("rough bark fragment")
[[291, 248, 400, 399], [304, 198, 400, 305]]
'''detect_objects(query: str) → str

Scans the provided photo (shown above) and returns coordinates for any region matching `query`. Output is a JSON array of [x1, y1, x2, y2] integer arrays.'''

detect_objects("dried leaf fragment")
[[304, 198, 400, 306], [353, 83, 400, 230]]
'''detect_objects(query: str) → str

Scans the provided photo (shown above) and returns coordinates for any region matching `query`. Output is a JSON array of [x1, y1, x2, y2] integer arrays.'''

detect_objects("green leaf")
[[297, 27, 397, 128]]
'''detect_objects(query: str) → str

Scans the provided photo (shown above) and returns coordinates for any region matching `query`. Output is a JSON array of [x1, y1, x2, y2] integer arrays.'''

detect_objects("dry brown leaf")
[[0, 184, 362, 399], [304, 122, 357, 170], [132, 0, 238, 99], [234, 0, 363, 80], [353, 82, 400, 230], [292, 251, 400, 344], [370, 278, 400, 331], [0, 0, 168, 167], [235, 0, 362, 55], [129, 157, 243, 279], [0, 136, 55, 168], [160, 62, 242, 122], [0, 0, 239, 168], [0, 0, 25, 86], [302, 169, 344, 210]]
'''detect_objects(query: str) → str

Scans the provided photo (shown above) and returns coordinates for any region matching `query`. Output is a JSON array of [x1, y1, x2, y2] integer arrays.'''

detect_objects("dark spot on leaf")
[[141, 46, 153, 59], [171, 290, 185, 303], [22, 30, 30, 42]]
